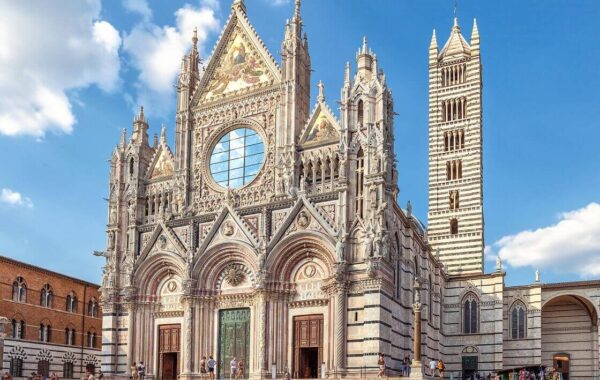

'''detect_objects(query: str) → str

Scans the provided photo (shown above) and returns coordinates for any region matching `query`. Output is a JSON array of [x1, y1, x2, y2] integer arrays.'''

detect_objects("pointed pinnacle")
[[471, 18, 480, 40], [362, 35, 368, 54], [430, 29, 438, 49]]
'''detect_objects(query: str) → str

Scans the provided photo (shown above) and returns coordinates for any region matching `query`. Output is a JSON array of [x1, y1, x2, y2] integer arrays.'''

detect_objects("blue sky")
[[0, 0, 599, 285]]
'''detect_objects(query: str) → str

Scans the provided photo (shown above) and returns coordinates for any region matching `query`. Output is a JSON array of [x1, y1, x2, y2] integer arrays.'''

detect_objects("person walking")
[[429, 359, 437, 379], [207, 356, 216, 380], [230, 357, 238, 380], [377, 353, 385, 378], [437, 359, 445, 379]]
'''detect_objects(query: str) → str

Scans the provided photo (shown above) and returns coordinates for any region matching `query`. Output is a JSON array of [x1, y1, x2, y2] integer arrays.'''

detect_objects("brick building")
[[0, 255, 102, 379]]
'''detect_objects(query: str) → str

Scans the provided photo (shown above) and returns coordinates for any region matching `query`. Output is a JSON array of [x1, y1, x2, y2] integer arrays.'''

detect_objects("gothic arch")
[[267, 231, 335, 283], [193, 241, 259, 291], [134, 252, 186, 297]]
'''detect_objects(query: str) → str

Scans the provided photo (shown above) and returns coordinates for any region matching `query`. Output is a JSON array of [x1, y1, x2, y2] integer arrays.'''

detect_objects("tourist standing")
[[200, 357, 207, 379], [130, 363, 138, 380], [207, 356, 216, 380], [3, 371, 13, 380], [377, 353, 385, 378], [137, 362, 145, 380], [236, 360, 244, 379], [230, 357, 238, 380]]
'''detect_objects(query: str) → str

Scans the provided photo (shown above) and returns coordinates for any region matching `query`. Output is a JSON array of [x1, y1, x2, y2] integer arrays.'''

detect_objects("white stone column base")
[[408, 361, 425, 380]]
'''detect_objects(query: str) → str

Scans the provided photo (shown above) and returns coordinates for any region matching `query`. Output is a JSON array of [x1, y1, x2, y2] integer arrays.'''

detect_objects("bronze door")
[[218, 308, 250, 379], [293, 315, 323, 379], [158, 324, 181, 380]]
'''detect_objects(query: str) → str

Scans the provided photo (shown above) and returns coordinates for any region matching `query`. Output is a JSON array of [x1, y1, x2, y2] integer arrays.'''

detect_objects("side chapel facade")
[[98, 1, 600, 379]]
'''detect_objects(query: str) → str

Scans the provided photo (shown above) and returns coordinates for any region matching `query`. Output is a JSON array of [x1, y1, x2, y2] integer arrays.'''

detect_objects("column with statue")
[[409, 279, 425, 380]]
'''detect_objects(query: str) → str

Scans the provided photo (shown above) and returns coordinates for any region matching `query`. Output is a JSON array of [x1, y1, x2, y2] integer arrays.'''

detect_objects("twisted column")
[[182, 298, 193, 375], [334, 283, 348, 371]]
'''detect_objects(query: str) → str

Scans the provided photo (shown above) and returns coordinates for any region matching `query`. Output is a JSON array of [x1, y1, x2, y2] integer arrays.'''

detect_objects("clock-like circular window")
[[209, 127, 265, 189]]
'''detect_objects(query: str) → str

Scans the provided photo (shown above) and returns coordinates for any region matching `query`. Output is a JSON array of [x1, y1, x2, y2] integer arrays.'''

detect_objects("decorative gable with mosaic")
[[202, 27, 275, 102]]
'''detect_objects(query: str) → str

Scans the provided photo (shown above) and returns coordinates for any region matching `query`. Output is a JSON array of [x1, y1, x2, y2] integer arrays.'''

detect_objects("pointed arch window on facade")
[[12, 319, 25, 339], [40, 284, 53, 308], [463, 294, 479, 334], [88, 298, 99, 317], [66, 292, 77, 313], [40, 323, 52, 342], [357, 100, 364, 126], [12, 277, 26, 302], [511, 302, 527, 339]]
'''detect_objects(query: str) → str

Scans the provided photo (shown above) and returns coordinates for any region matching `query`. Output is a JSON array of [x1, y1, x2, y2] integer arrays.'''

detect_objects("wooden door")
[[158, 324, 181, 380], [293, 315, 323, 378], [218, 309, 250, 379]]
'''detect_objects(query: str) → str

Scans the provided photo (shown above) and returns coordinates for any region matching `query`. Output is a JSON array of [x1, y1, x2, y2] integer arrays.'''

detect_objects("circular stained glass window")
[[209, 127, 265, 189]]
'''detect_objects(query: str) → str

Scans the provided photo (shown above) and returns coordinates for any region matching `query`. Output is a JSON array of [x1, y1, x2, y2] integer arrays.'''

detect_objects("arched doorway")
[[542, 295, 598, 380]]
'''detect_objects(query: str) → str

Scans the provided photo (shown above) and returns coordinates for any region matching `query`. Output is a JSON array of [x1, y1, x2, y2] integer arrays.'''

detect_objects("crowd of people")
[[1, 370, 102, 380]]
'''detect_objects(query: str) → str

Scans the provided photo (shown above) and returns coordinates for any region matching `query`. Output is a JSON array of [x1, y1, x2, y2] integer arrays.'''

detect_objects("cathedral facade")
[[99, 1, 600, 379]]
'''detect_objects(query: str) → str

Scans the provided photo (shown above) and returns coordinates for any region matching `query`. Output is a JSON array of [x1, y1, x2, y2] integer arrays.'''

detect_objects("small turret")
[[356, 36, 375, 79], [131, 106, 149, 146]]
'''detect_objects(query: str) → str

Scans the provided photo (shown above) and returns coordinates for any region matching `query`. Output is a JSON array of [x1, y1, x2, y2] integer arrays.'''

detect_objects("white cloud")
[[0, 0, 121, 138], [486, 202, 600, 278], [122, 1, 220, 116], [1, 189, 33, 208], [123, 0, 153, 21]]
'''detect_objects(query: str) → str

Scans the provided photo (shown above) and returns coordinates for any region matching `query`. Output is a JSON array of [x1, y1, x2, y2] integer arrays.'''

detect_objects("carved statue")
[[376, 202, 387, 227], [335, 231, 346, 263], [109, 205, 117, 224], [496, 255, 502, 272], [277, 173, 286, 195], [364, 233, 374, 258], [373, 230, 382, 257], [380, 231, 389, 260], [107, 231, 115, 251], [128, 202, 136, 222], [339, 158, 346, 178], [406, 200, 413, 217]]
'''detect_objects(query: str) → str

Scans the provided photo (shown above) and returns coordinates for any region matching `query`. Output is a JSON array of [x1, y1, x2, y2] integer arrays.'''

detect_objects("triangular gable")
[[299, 102, 340, 148], [137, 221, 188, 264], [198, 205, 259, 252], [147, 145, 175, 180], [268, 196, 338, 250], [194, 7, 281, 105]]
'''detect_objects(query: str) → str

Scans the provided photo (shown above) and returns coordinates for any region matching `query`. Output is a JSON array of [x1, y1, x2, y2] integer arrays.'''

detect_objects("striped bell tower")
[[427, 18, 484, 275]]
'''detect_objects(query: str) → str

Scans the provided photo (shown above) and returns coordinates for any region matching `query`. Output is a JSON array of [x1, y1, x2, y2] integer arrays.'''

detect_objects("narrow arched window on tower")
[[450, 218, 458, 235], [355, 148, 365, 218], [357, 100, 364, 126]]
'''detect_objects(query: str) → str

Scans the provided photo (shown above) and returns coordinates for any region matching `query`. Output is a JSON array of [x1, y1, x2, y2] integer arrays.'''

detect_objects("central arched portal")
[[218, 308, 251, 379], [541, 294, 599, 380]]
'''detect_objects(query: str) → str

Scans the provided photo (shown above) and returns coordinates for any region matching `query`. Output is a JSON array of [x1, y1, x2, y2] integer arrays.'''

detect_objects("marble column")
[[181, 298, 194, 379], [0, 316, 8, 374], [124, 303, 136, 375], [334, 284, 347, 372], [409, 280, 424, 380], [255, 292, 267, 377]]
